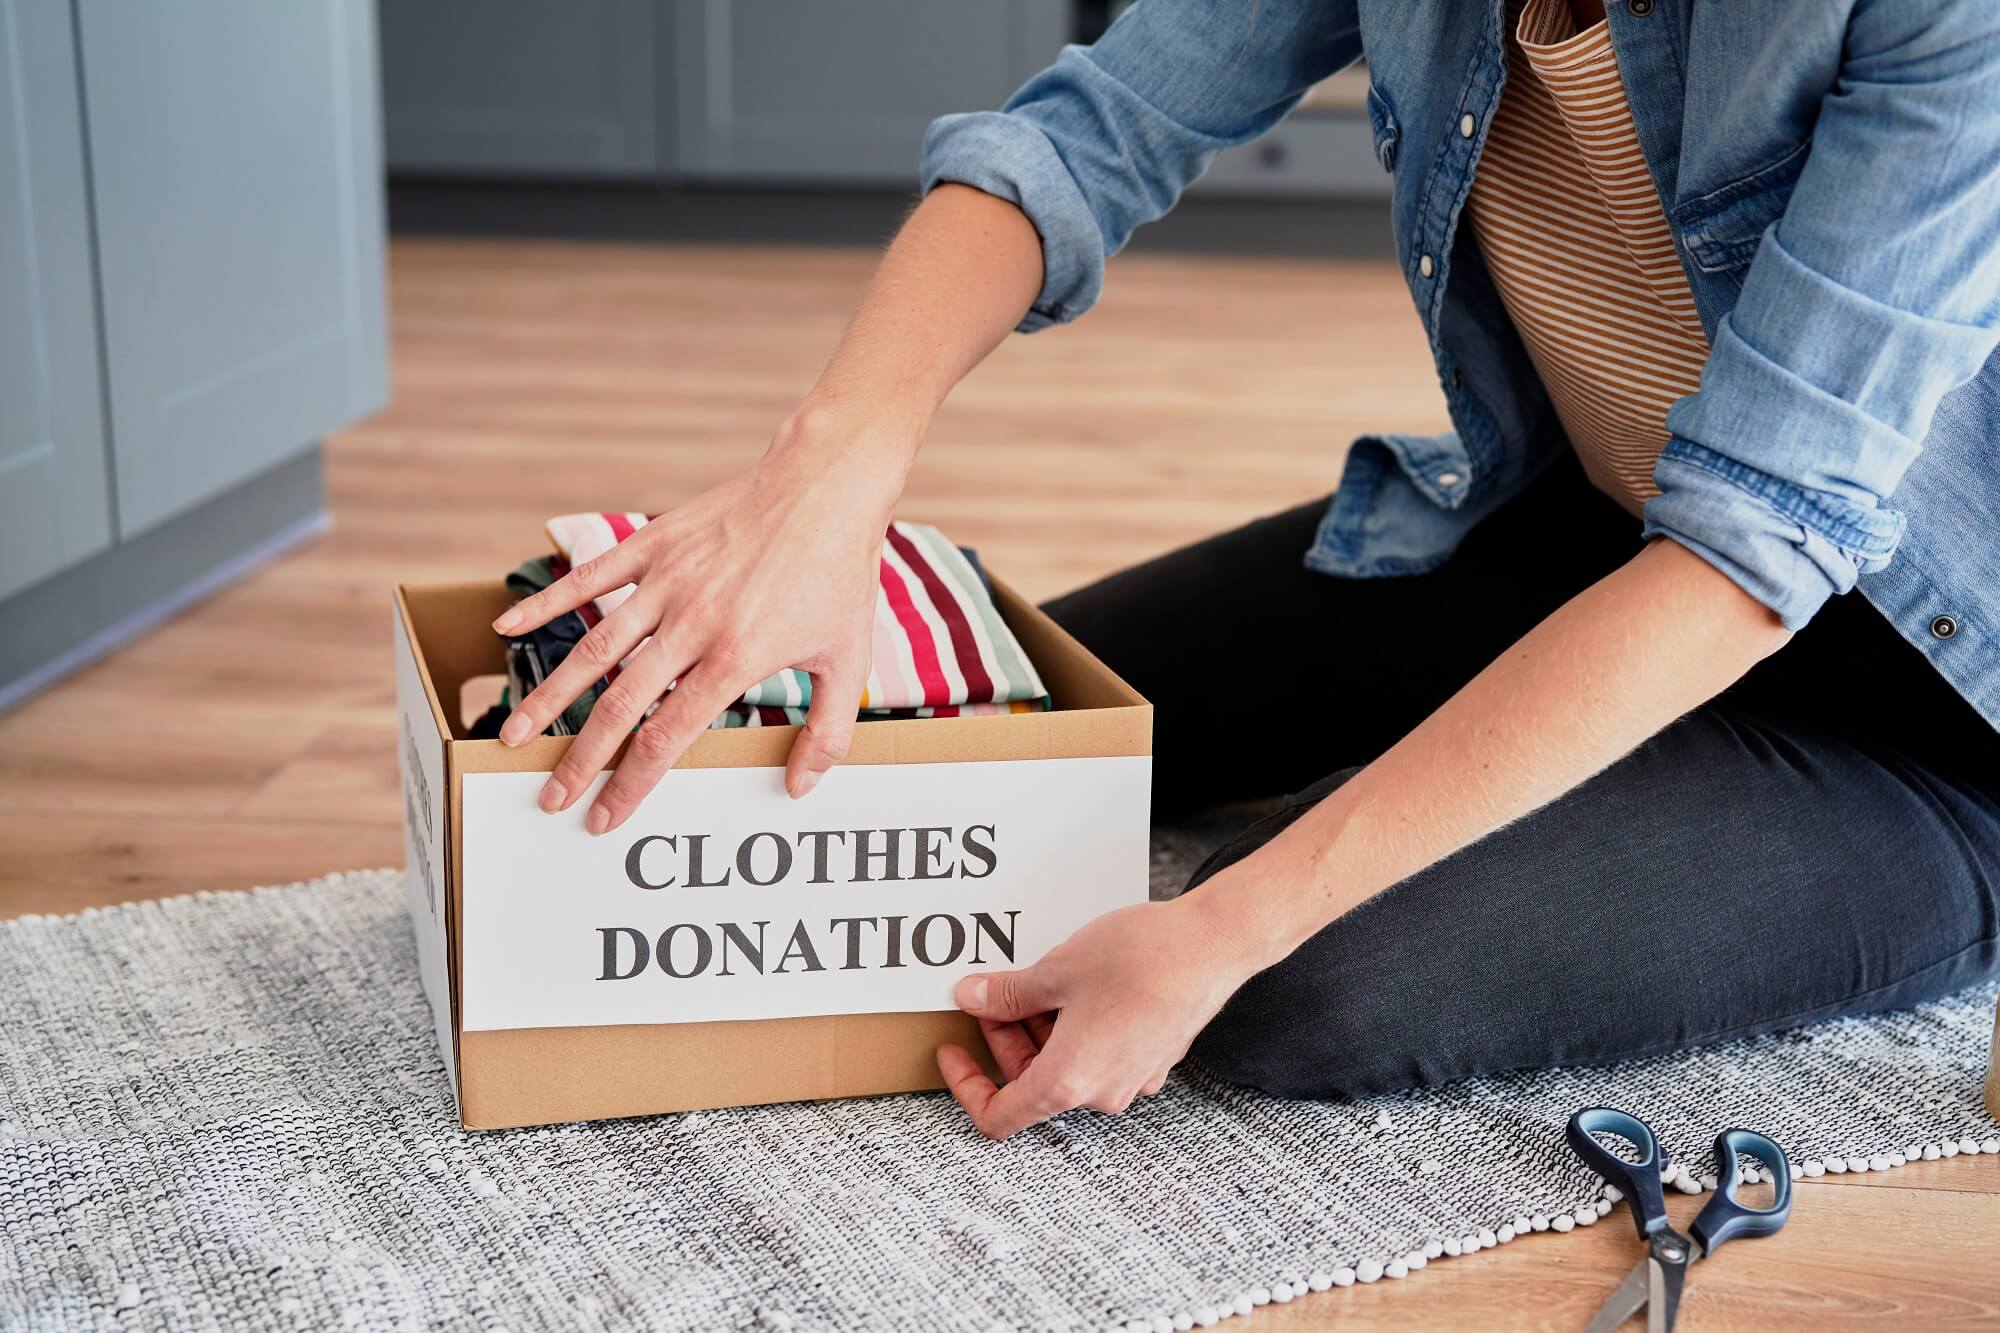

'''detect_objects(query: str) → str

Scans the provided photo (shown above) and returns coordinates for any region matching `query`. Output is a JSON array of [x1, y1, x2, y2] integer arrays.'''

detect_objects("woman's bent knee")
[[1188, 966, 1418, 1101]]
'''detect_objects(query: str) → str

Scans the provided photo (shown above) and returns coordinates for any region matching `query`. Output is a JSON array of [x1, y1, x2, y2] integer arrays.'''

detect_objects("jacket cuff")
[[1641, 438, 1905, 631], [921, 110, 1103, 333]]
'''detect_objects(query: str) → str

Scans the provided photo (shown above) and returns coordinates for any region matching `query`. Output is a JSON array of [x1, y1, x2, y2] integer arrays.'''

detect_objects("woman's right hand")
[[491, 403, 914, 835], [491, 181, 1045, 833]]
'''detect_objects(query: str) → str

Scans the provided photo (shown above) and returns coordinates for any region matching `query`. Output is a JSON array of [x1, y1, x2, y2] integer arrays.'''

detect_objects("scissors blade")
[[1653, 1252, 1687, 1333], [1585, 1257, 1652, 1333]]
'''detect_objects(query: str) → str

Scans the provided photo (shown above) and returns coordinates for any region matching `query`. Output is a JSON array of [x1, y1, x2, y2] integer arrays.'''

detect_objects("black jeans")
[[1045, 459, 2000, 1099]]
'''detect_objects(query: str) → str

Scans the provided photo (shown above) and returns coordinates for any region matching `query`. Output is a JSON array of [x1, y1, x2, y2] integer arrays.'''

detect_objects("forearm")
[[780, 184, 1043, 464], [1191, 539, 1793, 966]]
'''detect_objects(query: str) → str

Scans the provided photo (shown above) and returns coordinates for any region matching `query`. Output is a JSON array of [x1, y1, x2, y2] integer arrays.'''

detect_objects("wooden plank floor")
[[1, 237, 1993, 1328]]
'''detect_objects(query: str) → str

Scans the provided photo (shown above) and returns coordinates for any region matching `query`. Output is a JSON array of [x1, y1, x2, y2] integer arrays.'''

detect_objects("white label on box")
[[393, 607, 459, 1100], [458, 755, 1152, 1031]]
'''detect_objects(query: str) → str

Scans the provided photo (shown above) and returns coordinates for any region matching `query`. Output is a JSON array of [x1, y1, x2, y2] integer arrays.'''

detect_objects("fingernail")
[[585, 805, 611, 836], [499, 713, 532, 746], [538, 780, 565, 813], [492, 608, 522, 633], [789, 769, 822, 800], [957, 977, 987, 1012]]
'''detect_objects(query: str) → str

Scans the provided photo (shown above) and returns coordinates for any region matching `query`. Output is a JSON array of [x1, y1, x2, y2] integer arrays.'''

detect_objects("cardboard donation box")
[[393, 575, 1152, 1130]]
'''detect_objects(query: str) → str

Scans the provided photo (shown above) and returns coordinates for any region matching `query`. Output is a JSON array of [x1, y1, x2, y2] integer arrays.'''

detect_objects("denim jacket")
[[922, 0, 2000, 731]]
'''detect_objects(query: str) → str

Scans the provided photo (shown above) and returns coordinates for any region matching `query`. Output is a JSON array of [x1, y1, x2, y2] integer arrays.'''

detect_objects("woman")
[[492, 0, 2000, 1139]]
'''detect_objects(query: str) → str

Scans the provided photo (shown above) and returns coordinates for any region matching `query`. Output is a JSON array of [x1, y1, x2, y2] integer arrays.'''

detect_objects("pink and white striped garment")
[[541, 513, 1051, 729]]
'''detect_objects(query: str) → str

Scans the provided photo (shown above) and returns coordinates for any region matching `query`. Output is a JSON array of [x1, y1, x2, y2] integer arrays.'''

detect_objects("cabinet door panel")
[[0, 0, 112, 600], [382, 0, 658, 176], [674, 0, 1067, 183], [79, 0, 388, 537]]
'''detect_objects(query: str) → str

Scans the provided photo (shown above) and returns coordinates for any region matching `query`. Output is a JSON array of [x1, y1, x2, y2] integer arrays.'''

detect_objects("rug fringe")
[[1107, 1134, 2000, 1332]]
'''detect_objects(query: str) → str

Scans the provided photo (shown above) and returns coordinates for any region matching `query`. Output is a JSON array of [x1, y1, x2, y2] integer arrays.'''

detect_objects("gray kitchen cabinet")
[[1, 0, 385, 712], [0, 0, 113, 602], [671, 0, 1069, 183], [1197, 115, 1392, 200], [376, 3, 1392, 201], [77, 0, 388, 537], [382, 0, 661, 176]]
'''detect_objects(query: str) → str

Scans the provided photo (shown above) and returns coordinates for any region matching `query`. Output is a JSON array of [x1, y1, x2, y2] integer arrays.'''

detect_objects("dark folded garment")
[[499, 555, 603, 736]]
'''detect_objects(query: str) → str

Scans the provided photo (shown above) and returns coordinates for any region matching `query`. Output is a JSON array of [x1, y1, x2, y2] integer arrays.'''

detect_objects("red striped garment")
[[541, 514, 1052, 729]]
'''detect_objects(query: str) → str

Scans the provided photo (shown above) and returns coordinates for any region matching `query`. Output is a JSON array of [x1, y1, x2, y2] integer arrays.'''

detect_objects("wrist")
[[1174, 804, 1369, 980], [765, 397, 924, 505], [779, 382, 933, 458], [1171, 870, 1290, 984]]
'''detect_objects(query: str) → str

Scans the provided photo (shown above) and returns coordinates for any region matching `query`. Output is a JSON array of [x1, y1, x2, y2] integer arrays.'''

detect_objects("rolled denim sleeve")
[[1644, 0, 2000, 629], [921, 1, 1360, 331]]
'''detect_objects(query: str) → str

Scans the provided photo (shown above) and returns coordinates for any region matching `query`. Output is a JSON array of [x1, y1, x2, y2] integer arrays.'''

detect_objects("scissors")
[[1567, 1107, 1793, 1333]]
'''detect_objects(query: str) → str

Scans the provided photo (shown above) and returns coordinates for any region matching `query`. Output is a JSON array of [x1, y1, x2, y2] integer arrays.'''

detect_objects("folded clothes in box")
[[393, 548, 1151, 1130], [483, 515, 1051, 737]]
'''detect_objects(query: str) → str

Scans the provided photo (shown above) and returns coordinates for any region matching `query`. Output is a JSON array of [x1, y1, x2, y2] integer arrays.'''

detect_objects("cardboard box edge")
[[393, 584, 469, 1119]]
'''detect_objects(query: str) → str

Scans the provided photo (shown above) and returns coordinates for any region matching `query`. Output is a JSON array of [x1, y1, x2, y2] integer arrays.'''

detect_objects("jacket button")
[[1419, 253, 1436, 278], [1459, 113, 1477, 139], [1931, 614, 1958, 640], [1629, 0, 1654, 14], [1436, 471, 1462, 487]]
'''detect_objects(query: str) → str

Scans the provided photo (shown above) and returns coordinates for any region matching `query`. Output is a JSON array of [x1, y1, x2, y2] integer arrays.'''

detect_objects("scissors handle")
[[1566, 1107, 1672, 1244], [1690, 1128, 1792, 1257]]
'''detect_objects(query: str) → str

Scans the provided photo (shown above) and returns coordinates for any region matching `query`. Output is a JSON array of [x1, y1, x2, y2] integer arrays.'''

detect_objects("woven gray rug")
[[4, 824, 1998, 1331]]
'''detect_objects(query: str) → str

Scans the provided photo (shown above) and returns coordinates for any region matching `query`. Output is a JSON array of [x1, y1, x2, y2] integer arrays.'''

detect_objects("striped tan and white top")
[[1466, 0, 1711, 515]]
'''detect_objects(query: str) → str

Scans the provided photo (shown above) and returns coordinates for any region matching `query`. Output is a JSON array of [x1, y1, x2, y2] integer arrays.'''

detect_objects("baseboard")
[[0, 447, 329, 716], [386, 178, 1396, 260]]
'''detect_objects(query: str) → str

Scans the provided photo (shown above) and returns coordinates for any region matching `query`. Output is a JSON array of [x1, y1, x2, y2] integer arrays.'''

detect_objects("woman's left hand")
[[935, 889, 1263, 1139]]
